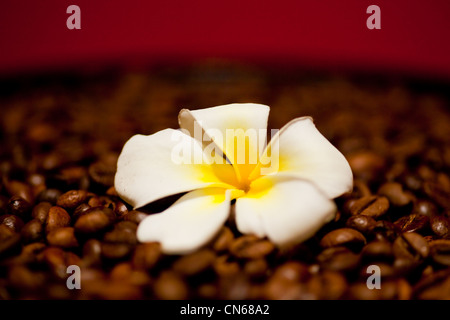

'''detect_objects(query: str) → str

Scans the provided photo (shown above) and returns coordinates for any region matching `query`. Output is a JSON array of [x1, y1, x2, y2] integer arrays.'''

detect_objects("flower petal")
[[235, 176, 336, 246], [136, 188, 231, 254], [115, 129, 235, 209], [178, 103, 270, 182], [250, 117, 353, 198]]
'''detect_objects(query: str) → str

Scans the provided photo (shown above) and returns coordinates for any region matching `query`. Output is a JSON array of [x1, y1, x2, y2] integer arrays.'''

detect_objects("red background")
[[1, 0, 449, 79]]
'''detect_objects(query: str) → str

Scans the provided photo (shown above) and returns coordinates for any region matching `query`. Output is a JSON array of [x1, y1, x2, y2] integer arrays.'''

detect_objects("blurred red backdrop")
[[0, 0, 449, 79]]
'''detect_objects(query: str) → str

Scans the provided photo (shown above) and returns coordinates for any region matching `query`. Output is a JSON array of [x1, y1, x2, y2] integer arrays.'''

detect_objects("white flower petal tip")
[[114, 129, 234, 209], [252, 116, 353, 198], [136, 188, 232, 254], [235, 176, 336, 247]]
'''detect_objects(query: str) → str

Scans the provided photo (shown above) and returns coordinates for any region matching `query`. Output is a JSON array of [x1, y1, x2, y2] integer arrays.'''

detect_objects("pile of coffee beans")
[[1, 63, 449, 299]]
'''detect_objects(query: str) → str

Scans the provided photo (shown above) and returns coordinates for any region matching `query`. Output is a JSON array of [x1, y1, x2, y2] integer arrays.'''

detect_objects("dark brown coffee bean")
[[413, 200, 438, 217], [317, 246, 361, 272], [21, 219, 44, 243], [154, 271, 188, 300], [132, 242, 162, 270], [394, 213, 429, 233], [423, 181, 450, 209], [45, 206, 71, 233], [212, 226, 234, 252], [82, 239, 102, 268], [360, 197, 390, 218], [263, 276, 305, 300], [372, 220, 397, 242], [46, 227, 79, 248], [346, 195, 390, 218], [172, 249, 215, 276], [347, 151, 386, 181], [213, 255, 240, 277], [101, 242, 132, 260], [103, 227, 137, 245], [0, 230, 21, 257], [307, 270, 348, 300], [361, 240, 394, 261], [378, 182, 413, 207], [31, 201, 52, 223], [37, 188, 63, 205], [0, 214, 24, 232], [229, 235, 275, 259], [320, 228, 366, 250], [5, 180, 34, 204], [430, 215, 450, 238], [346, 215, 376, 234], [72, 203, 92, 221], [122, 210, 149, 224], [271, 261, 309, 283], [7, 196, 32, 217], [113, 200, 129, 217], [393, 232, 429, 261], [56, 190, 88, 210], [243, 258, 268, 279], [8, 265, 46, 291], [40, 247, 69, 280], [0, 223, 15, 240], [428, 239, 450, 267], [403, 173, 422, 192], [88, 155, 117, 187], [74, 208, 112, 234], [109, 262, 151, 287]]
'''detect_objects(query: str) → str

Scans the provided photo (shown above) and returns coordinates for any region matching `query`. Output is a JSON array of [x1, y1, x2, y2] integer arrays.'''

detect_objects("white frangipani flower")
[[115, 103, 353, 254]]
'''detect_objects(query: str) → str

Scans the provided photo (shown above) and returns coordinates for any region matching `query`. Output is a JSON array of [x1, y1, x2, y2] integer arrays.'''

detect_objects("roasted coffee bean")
[[271, 261, 309, 283], [31, 201, 52, 223], [7, 196, 32, 217], [0, 231, 21, 257], [37, 188, 63, 205], [82, 239, 102, 267], [372, 220, 397, 242], [72, 203, 92, 221], [378, 182, 413, 207], [317, 246, 360, 272], [212, 226, 234, 252], [74, 208, 113, 234], [428, 239, 450, 267], [361, 240, 394, 261], [393, 233, 429, 261], [88, 155, 117, 187], [345, 215, 376, 234], [307, 270, 348, 300], [394, 213, 429, 233], [320, 228, 366, 250], [346, 280, 402, 300], [21, 219, 44, 243], [346, 196, 389, 218], [40, 247, 69, 280], [423, 181, 450, 209], [263, 276, 306, 300], [103, 227, 137, 245], [56, 190, 88, 210], [122, 210, 148, 224], [413, 200, 438, 217], [243, 258, 268, 279], [113, 200, 129, 217], [0, 214, 24, 232], [154, 271, 188, 300], [430, 215, 450, 238], [5, 180, 34, 204], [132, 242, 162, 270], [46, 227, 79, 248], [347, 151, 386, 181], [213, 255, 240, 277], [172, 249, 215, 276], [101, 242, 132, 260], [229, 235, 275, 259], [109, 262, 151, 286], [8, 265, 46, 291], [45, 206, 71, 233]]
